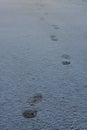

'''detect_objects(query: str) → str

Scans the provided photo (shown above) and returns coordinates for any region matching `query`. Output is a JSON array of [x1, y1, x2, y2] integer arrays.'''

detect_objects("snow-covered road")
[[0, 0, 87, 130]]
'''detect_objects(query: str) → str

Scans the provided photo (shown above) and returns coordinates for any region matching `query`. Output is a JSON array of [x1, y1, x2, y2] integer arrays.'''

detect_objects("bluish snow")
[[0, 0, 87, 130]]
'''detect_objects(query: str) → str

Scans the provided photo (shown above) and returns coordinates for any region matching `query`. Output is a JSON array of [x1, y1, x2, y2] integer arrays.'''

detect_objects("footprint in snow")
[[62, 54, 71, 60], [52, 25, 60, 30], [62, 54, 71, 65], [27, 93, 43, 105], [22, 109, 37, 118], [50, 35, 58, 41]]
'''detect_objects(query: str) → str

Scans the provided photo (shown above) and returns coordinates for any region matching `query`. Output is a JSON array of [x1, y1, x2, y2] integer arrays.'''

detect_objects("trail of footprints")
[[22, 93, 43, 119], [50, 23, 71, 65], [50, 25, 59, 42], [39, 11, 59, 42], [22, 9, 71, 129]]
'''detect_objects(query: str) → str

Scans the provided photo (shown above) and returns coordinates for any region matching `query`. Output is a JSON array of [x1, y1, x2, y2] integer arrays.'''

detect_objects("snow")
[[0, 0, 87, 130]]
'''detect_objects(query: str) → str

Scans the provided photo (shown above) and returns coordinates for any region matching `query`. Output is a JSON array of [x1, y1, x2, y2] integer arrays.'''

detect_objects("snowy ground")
[[0, 0, 87, 130]]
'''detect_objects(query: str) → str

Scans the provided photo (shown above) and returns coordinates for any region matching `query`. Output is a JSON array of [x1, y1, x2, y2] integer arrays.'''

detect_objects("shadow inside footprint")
[[62, 61, 71, 65], [50, 35, 58, 41], [22, 110, 37, 118], [27, 93, 43, 105]]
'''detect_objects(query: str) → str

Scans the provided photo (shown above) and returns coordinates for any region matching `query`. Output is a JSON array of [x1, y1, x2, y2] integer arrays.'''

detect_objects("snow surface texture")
[[0, 0, 87, 130]]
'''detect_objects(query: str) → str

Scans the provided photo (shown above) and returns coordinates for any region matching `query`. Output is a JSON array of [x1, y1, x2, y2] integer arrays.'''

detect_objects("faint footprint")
[[27, 93, 43, 105], [22, 109, 37, 118], [62, 54, 71, 60], [44, 12, 48, 15], [32, 77, 36, 80], [82, 0, 87, 3], [33, 129, 41, 130], [84, 85, 87, 88], [53, 128, 60, 130], [52, 25, 60, 30], [40, 17, 45, 21], [40, 3, 45, 7], [50, 35, 58, 41]]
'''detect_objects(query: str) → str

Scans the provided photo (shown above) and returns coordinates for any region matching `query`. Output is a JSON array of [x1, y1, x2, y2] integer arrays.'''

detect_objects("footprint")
[[62, 61, 71, 65], [32, 77, 36, 80], [82, 0, 87, 3], [33, 129, 41, 130], [62, 54, 71, 59], [40, 17, 45, 21], [50, 35, 58, 41], [52, 25, 60, 30], [39, 3, 45, 7], [22, 110, 37, 118], [62, 54, 71, 65], [53, 128, 60, 130], [27, 93, 43, 105], [84, 85, 87, 88], [44, 12, 48, 15]]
